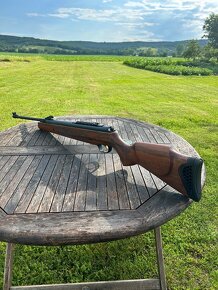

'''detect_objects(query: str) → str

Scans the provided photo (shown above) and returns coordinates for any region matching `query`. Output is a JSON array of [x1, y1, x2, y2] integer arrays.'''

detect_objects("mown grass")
[[43, 54, 133, 62], [0, 54, 217, 289], [0, 53, 132, 62]]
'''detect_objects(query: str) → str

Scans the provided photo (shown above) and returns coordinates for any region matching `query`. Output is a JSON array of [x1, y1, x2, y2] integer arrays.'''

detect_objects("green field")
[[0, 55, 217, 289]]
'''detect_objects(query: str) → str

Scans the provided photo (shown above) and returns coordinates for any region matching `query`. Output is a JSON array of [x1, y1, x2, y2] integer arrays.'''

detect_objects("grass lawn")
[[0, 55, 217, 289]]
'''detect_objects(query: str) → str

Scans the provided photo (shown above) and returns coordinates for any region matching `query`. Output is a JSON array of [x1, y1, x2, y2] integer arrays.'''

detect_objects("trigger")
[[97, 144, 112, 153], [107, 146, 112, 153]]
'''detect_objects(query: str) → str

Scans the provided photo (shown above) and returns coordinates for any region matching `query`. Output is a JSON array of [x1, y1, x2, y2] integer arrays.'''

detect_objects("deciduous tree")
[[203, 13, 218, 48], [182, 40, 201, 60]]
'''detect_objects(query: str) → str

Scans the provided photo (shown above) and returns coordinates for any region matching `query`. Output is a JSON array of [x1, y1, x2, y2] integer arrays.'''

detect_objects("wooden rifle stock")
[[38, 122, 203, 202]]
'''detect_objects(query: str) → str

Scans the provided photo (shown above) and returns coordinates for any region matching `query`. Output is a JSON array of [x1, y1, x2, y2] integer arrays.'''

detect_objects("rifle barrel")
[[12, 112, 115, 132], [12, 112, 47, 122]]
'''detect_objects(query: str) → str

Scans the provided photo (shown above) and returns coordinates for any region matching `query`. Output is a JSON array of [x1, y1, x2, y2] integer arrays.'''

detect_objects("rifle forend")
[[12, 113, 204, 202]]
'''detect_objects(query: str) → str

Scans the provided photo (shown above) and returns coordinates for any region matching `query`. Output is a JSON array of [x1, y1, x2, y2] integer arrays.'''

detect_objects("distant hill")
[[0, 34, 208, 56]]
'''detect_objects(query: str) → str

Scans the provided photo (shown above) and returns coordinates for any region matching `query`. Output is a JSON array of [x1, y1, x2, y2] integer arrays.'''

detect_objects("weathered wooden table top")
[[0, 116, 204, 246]]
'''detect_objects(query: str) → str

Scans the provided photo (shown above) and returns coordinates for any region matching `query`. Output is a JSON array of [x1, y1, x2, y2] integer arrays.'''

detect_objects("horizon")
[[1, 1, 218, 42], [0, 33, 207, 44]]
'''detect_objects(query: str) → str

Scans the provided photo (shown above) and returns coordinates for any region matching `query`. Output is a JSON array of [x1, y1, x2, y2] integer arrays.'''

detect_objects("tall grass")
[[124, 58, 213, 76]]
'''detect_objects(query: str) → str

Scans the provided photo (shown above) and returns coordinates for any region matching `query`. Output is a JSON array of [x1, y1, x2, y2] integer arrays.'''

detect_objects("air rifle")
[[12, 112, 203, 202]]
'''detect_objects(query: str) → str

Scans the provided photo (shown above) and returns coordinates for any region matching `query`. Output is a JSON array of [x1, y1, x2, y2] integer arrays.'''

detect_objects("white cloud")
[[125, 0, 218, 12], [26, 0, 218, 41], [123, 30, 161, 42], [27, 13, 45, 17], [182, 18, 204, 37], [115, 21, 155, 30], [124, 1, 145, 8], [48, 13, 69, 19], [124, 0, 195, 11], [53, 7, 151, 22], [28, 1, 218, 24]]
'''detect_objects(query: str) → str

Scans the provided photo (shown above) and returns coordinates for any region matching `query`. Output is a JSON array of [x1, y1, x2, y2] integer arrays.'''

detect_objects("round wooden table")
[[0, 116, 205, 290]]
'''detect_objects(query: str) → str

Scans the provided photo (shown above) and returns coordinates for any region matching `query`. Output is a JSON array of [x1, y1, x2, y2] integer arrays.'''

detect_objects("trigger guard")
[[98, 144, 112, 153]]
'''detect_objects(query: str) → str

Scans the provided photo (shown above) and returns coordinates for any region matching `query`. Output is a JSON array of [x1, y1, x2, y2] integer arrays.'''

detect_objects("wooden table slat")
[[37, 155, 67, 213], [143, 128, 157, 143], [105, 154, 119, 210], [130, 165, 150, 204], [14, 155, 51, 213], [19, 126, 37, 146], [96, 154, 107, 210], [41, 132, 54, 146], [0, 156, 19, 183], [85, 154, 98, 211], [26, 130, 42, 146], [61, 156, 80, 212], [156, 131, 171, 144], [113, 154, 130, 210], [5, 130, 28, 146], [150, 174, 166, 191], [122, 165, 141, 209], [0, 130, 19, 146], [137, 167, 158, 198], [73, 154, 89, 211], [34, 131, 48, 146], [135, 126, 150, 142], [0, 156, 11, 172], [0, 156, 26, 198], [4, 155, 43, 214], [50, 155, 73, 213], [26, 155, 60, 213], [129, 123, 142, 142], [149, 128, 164, 143], [0, 156, 35, 208], [115, 119, 129, 141]]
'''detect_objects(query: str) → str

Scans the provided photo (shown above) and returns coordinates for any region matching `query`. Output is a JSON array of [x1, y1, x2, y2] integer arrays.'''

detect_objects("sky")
[[1, 0, 218, 42]]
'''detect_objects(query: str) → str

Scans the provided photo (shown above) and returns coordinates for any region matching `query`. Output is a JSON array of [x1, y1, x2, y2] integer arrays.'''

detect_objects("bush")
[[123, 58, 213, 76]]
